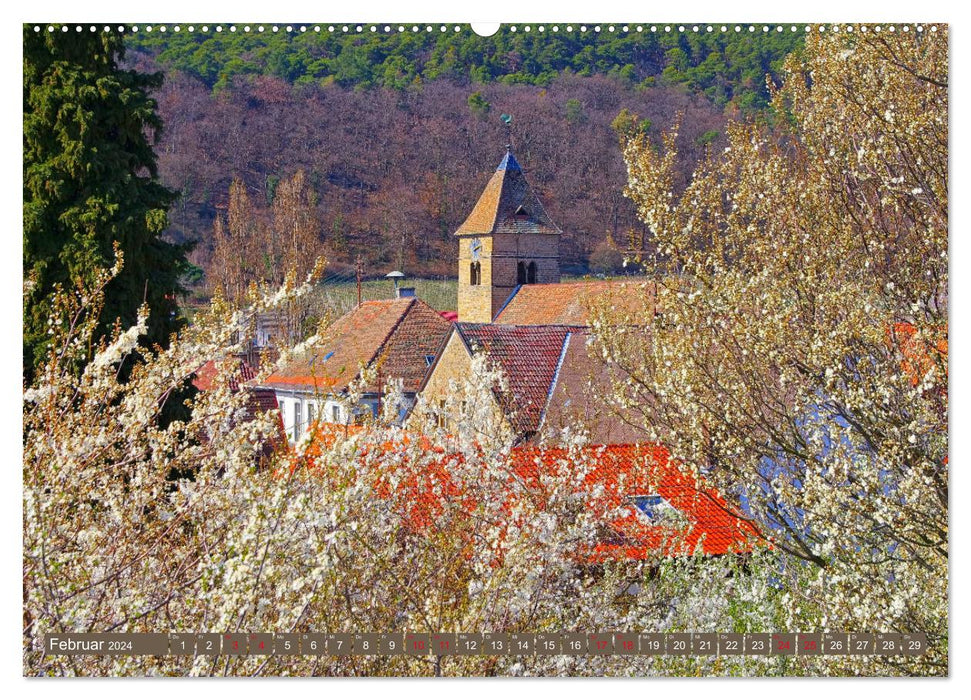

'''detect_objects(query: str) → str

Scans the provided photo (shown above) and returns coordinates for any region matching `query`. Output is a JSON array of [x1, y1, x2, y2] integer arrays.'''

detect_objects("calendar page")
[[22, 18, 947, 678]]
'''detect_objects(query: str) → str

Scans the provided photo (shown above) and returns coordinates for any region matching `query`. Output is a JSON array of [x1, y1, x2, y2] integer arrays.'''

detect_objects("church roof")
[[495, 279, 657, 325], [454, 148, 561, 237]]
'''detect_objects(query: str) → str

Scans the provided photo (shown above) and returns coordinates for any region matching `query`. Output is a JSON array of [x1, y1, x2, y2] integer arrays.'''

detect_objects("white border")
[[2, 1, 964, 698]]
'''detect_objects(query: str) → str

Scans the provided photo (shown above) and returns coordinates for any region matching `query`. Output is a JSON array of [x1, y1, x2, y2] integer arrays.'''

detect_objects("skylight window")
[[630, 494, 678, 523], [425, 355, 435, 367]]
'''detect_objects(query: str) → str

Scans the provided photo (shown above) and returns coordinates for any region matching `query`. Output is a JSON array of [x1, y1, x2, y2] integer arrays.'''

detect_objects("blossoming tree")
[[592, 26, 947, 675]]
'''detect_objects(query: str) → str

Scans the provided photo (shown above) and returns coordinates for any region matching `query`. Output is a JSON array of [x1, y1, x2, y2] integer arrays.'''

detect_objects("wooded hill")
[[125, 28, 803, 288]]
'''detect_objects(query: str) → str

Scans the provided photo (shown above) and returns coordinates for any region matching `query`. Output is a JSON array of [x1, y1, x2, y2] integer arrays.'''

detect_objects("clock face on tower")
[[470, 238, 482, 261]]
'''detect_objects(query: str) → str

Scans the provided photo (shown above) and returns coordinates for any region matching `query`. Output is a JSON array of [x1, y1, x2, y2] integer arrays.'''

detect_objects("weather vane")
[[500, 113, 513, 149]]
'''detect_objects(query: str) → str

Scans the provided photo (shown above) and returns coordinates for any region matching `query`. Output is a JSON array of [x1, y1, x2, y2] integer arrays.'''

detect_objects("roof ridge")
[[492, 284, 521, 322], [537, 330, 573, 431], [457, 322, 587, 330]]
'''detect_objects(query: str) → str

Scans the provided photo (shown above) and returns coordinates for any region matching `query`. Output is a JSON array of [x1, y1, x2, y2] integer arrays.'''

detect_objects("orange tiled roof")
[[262, 298, 452, 394], [892, 321, 948, 387], [454, 149, 560, 237], [192, 357, 258, 393], [291, 431, 760, 560], [494, 279, 657, 325], [455, 323, 582, 435], [511, 444, 760, 560]]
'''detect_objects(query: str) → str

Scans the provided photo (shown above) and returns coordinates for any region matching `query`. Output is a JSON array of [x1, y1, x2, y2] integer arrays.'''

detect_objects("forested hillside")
[[127, 25, 802, 109], [125, 27, 803, 290]]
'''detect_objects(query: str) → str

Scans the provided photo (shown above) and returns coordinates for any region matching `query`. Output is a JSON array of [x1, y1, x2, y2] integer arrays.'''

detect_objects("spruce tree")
[[23, 25, 190, 381]]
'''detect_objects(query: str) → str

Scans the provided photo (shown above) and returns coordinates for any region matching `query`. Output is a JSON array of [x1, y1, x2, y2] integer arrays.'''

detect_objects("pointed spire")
[[454, 148, 559, 237], [497, 145, 521, 172]]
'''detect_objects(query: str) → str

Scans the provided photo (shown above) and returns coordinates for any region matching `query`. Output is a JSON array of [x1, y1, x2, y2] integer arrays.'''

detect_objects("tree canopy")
[[23, 25, 191, 380], [126, 25, 802, 113]]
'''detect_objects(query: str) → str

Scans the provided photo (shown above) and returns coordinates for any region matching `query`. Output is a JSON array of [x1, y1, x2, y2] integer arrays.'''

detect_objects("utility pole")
[[356, 255, 363, 307]]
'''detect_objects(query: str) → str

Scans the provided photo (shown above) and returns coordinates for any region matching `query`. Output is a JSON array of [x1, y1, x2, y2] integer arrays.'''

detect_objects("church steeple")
[[455, 146, 560, 239], [455, 148, 561, 323], [496, 145, 520, 171]]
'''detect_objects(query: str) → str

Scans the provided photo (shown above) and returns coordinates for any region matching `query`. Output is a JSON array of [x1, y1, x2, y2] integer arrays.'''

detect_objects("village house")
[[261, 296, 451, 442], [412, 323, 648, 446], [413, 322, 583, 440]]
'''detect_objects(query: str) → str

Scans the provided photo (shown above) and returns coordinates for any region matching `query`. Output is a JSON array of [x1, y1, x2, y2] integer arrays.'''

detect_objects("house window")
[[437, 399, 447, 429], [294, 402, 302, 441], [527, 261, 537, 284], [470, 261, 481, 286], [517, 261, 527, 285], [331, 404, 341, 423], [307, 402, 315, 428]]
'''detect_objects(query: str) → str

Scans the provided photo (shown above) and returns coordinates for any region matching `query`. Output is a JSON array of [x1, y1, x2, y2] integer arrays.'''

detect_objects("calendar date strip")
[[41, 632, 928, 657]]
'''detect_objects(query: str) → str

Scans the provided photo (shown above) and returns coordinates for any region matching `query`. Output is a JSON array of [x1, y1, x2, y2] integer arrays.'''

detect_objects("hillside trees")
[[126, 25, 802, 112], [210, 171, 325, 305], [23, 25, 191, 380], [595, 26, 947, 671], [147, 71, 728, 281]]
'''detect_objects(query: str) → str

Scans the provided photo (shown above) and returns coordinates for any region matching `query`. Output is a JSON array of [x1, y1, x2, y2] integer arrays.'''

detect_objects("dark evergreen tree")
[[23, 25, 190, 381]]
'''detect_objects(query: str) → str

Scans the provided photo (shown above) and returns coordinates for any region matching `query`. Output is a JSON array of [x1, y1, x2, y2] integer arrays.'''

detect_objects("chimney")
[[385, 270, 406, 298]]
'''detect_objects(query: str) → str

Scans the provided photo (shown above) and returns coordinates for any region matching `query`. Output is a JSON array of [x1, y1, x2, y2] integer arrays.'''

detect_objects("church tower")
[[455, 147, 561, 322]]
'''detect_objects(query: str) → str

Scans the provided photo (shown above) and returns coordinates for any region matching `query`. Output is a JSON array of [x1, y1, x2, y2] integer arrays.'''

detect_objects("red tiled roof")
[[191, 361, 285, 456], [494, 279, 657, 325], [291, 432, 760, 560], [262, 298, 451, 394], [455, 323, 582, 435], [192, 357, 258, 393], [373, 300, 454, 393], [454, 149, 560, 237], [510, 444, 760, 560], [244, 388, 280, 421]]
